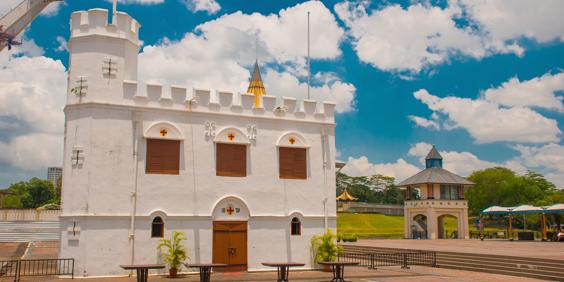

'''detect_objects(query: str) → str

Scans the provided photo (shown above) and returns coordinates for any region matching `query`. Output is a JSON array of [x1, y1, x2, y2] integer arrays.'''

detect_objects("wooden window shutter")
[[279, 147, 307, 179], [231, 145, 247, 177], [216, 143, 246, 177], [146, 139, 180, 175]]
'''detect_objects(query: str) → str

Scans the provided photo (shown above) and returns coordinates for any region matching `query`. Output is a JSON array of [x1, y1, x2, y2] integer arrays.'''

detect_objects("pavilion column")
[[480, 214, 484, 241], [427, 184, 434, 199], [509, 214, 513, 241], [542, 213, 547, 241], [406, 186, 411, 200], [460, 185, 465, 199]]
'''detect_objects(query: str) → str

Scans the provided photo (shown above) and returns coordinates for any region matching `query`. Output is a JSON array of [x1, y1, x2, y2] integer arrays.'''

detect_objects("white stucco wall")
[[60, 8, 338, 277]]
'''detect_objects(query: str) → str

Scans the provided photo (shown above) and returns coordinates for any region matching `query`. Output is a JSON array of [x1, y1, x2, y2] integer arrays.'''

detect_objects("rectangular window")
[[146, 139, 180, 175], [440, 185, 461, 200], [216, 143, 247, 177], [279, 147, 307, 179]]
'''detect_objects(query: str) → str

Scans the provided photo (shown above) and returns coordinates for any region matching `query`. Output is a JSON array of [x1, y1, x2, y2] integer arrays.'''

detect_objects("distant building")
[[47, 167, 62, 187], [398, 145, 476, 239]]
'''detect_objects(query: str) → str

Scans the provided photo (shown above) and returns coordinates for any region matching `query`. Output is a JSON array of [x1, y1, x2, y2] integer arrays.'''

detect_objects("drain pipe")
[[321, 127, 328, 230], [130, 113, 141, 264]]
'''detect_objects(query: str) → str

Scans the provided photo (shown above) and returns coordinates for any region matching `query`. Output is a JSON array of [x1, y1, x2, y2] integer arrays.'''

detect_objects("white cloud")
[[54, 36, 68, 52], [264, 69, 356, 113], [408, 115, 440, 130], [138, 1, 355, 112], [413, 89, 562, 143], [0, 133, 63, 170], [180, 0, 221, 15], [460, 0, 564, 44], [341, 156, 421, 184], [508, 143, 564, 189], [334, 0, 564, 75], [334, 1, 487, 73], [482, 72, 564, 113], [0, 39, 67, 171]]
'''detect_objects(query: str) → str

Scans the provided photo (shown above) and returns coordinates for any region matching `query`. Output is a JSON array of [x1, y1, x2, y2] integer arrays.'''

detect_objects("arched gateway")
[[398, 145, 476, 239]]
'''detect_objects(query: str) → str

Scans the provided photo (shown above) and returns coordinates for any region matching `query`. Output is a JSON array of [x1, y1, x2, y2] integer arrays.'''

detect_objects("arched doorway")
[[438, 214, 458, 239], [211, 197, 250, 271], [412, 214, 428, 239]]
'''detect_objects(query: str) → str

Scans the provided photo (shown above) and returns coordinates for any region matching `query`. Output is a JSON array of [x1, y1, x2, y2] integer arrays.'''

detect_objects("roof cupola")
[[425, 145, 443, 168]]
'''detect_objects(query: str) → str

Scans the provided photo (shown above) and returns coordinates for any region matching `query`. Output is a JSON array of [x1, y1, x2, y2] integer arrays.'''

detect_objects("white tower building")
[[60, 8, 338, 277]]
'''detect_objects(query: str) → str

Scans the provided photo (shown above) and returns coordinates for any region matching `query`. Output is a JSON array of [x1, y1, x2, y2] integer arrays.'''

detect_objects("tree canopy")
[[4, 177, 56, 208], [466, 167, 557, 215], [336, 173, 419, 205]]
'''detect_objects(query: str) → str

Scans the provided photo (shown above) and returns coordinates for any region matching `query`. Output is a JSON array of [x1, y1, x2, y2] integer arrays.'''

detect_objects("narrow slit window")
[[291, 217, 301, 236], [151, 217, 164, 238]]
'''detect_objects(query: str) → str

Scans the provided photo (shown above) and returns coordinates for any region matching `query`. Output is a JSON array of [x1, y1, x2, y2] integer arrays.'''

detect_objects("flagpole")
[[307, 11, 310, 100]]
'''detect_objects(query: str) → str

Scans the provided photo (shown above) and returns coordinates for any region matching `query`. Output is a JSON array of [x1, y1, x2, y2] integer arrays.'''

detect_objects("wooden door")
[[213, 221, 247, 271]]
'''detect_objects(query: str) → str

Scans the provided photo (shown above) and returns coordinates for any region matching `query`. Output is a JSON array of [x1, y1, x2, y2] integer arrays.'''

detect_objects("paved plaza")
[[341, 239, 564, 260], [1, 240, 559, 281]]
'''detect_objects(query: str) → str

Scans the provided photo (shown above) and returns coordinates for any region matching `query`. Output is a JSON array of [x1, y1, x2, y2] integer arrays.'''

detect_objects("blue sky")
[[1, 0, 563, 189]]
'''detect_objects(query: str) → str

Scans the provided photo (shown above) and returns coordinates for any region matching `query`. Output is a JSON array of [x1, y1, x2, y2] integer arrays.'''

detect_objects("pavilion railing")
[[338, 252, 436, 269], [0, 259, 74, 282]]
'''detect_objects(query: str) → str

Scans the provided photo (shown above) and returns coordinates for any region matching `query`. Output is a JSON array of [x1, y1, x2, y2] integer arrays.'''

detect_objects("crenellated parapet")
[[70, 9, 140, 45], [120, 81, 336, 123]]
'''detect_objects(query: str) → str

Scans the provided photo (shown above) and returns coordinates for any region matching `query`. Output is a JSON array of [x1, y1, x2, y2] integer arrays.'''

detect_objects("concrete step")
[[435, 258, 564, 278], [438, 262, 564, 282], [341, 245, 564, 281]]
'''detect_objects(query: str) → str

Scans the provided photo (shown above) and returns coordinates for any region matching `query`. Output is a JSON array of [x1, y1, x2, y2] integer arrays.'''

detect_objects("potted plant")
[[158, 231, 190, 278], [311, 228, 343, 272]]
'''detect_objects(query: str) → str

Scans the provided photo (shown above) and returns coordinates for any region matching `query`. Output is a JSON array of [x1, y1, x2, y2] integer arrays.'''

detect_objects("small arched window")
[[151, 217, 164, 238], [291, 217, 301, 236]]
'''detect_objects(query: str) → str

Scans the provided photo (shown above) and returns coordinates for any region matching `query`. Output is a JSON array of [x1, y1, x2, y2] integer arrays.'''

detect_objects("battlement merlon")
[[70, 9, 141, 46]]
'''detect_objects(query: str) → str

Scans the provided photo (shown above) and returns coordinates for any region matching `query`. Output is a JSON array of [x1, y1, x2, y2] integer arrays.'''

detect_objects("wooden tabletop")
[[120, 264, 166, 270], [184, 263, 228, 268], [317, 262, 359, 266], [262, 262, 306, 267]]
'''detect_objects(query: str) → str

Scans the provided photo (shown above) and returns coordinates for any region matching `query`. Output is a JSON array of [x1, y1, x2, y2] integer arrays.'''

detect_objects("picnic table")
[[184, 263, 228, 282], [317, 261, 359, 282], [261, 262, 305, 282], [120, 264, 165, 282]]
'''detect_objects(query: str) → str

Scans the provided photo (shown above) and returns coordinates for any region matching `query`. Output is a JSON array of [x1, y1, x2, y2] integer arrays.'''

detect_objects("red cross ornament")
[[160, 129, 167, 137], [226, 206, 234, 215], [289, 138, 296, 145], [228, 134, 235, 141]]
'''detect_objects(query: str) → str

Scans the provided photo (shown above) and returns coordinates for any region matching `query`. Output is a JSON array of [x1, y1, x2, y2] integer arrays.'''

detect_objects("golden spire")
[[247, 60, 266, 107]]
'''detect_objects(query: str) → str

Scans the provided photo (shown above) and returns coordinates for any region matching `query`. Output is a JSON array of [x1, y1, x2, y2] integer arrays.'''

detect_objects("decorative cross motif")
[[226, 206, 234, 215], [289, 138, 296, 145], [228, 134, 235, 141], [160, 129, 167, 137]]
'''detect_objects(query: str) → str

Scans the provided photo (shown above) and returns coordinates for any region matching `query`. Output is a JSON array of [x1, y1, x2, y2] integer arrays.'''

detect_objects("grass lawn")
[[337, 213, 511, 239]]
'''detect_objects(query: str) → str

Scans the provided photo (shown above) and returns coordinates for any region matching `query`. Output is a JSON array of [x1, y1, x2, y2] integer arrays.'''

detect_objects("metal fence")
[[0, 259, 73, 281], [338, 252, 436, 269], [0, 260, 18, 280]]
